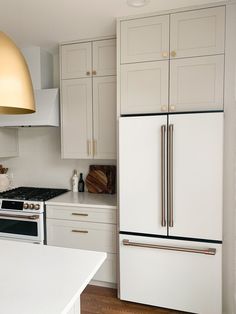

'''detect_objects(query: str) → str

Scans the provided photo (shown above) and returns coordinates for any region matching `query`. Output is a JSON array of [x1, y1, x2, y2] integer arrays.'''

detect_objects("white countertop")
[[0, 239, 106, 314], [46, 191, 117, 209]]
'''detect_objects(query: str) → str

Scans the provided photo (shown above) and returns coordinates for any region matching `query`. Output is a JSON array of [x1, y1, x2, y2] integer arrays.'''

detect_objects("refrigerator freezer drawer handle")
[[122, 239, 216, 256], [161, 125, 166, 227]]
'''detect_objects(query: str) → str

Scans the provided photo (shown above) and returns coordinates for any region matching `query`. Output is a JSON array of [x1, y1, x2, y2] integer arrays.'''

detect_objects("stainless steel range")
[[0, 187, 68, 244]]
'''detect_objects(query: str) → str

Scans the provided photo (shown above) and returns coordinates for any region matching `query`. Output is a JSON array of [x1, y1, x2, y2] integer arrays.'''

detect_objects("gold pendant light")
[[0, 32, 35, 114]]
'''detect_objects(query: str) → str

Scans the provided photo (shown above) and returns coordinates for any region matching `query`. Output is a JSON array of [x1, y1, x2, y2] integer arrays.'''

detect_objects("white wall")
[[223, 4, 236, 314], [0, 127, 115, 189]]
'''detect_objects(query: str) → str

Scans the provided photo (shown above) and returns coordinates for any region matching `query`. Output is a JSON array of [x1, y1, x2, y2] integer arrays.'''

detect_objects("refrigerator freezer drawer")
[[119, 234, 222, 314]]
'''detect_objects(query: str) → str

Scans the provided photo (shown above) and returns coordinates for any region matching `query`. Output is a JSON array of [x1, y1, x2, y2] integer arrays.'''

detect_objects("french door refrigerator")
[[119, 112, 223, 314]]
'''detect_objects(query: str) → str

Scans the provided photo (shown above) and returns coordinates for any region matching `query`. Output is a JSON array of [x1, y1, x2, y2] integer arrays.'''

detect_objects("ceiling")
[[0, 0, 224, 52]]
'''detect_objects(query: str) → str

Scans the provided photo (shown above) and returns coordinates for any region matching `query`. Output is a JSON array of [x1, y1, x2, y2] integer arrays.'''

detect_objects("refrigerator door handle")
[[122, 239, 216, 256], [168, 124, 174, 227], [161, 125, 166, 227]]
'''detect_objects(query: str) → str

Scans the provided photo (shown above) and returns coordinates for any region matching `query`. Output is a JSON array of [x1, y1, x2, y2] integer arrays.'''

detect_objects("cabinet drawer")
[[46, 206, 116, 224], [93, 253, 116, 284], [120, 234, 222, 314], [47, 219, 116, 254]]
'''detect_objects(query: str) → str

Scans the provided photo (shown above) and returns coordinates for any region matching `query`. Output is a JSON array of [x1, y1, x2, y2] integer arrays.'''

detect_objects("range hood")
[[0, 47, 59, 127]]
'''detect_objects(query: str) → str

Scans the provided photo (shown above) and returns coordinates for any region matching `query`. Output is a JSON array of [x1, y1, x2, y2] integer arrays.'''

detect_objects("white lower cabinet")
[[47, 205, 117, 286], [119, 234, 222, 314]]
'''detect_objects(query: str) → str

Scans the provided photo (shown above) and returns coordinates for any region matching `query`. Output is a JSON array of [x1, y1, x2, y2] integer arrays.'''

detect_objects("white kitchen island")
[[0, 239, 106, 314]]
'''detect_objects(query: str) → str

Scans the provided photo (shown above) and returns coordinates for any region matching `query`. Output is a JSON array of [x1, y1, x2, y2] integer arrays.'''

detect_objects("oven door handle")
[[0, 213, 40, 220]]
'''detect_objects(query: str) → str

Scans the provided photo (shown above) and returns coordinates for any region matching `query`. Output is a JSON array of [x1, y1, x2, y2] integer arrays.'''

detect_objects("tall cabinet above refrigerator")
[[117, 4, 225, 314]]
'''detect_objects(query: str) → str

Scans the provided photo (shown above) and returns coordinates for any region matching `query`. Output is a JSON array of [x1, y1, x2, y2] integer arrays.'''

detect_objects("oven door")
[[0, 210, 44, 243]]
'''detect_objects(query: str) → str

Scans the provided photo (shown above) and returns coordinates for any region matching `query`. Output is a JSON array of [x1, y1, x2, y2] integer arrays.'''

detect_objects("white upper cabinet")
[[92, 39, 116, 76], [170, 6, 225, 59], [120, 61, 169, 114], [61, 78, 93, 159], [61, 42, 92, 79], [93, 76, 116, 159], [60, 37, 116, 159], [170, 55, 224, 112], [118, 5, 225, 114], [0, 129, 18, 158], [120, 15, 170, 63]]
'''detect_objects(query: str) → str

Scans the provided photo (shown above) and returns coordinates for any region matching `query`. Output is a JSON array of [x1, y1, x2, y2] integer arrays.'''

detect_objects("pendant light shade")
[[0, 32, 35, 114]]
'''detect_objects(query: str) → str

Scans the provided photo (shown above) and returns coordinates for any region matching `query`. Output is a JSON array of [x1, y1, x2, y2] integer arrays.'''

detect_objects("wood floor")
[[81, 285, 183, 314]]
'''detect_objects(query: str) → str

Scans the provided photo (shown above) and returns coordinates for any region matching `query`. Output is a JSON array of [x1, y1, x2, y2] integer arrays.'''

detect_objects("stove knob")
[[29, 204, 35, 210], [23, 203, 29, 209], [34, 204, 40, 210]]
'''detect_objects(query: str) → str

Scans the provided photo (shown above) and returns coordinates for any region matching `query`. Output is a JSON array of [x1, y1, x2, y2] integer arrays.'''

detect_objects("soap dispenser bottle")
[[72, 170, 79, 192]]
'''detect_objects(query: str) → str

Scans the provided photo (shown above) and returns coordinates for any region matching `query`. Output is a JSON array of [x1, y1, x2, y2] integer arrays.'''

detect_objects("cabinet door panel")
[[121, 15, 169, 63], [121, 61, 169, 114], [169, 113, 223, 241], [119, 116, 167, 235], [120, 234, 222, 314], [93, 39, 116, 76], [93, 76, 116, 159], [61, 42, 92, 79], [170, 55, 224, 112], [61, 78, 92, 159], [170, 6, 225, 58]]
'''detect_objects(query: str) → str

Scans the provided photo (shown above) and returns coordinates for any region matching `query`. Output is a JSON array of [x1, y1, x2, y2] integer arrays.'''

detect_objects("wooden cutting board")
[[86, 165, 116, 194], [86, 170, 108, 193]]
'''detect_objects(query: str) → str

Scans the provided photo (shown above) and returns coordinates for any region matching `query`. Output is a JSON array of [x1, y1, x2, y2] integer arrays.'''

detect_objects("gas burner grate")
[[0, 187, 68, 201]]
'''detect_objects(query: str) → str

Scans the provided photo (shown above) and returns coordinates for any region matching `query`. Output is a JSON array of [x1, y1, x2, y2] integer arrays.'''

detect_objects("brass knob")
[[171, 51, 176, 58], [86, 71, 90, 76], [162, 51, 168, 58], [92, 70, 97, 75], [161, 105, 167, 112], [170, 105, 175, 111]]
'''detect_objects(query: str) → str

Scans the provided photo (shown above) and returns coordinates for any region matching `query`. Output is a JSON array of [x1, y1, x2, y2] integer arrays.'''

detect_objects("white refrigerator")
[[119, 112, 223, 314]]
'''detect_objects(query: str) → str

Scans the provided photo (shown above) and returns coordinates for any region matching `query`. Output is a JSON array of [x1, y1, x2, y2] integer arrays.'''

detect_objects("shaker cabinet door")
[[119, 115, 167, 235], [170, 55, 224, 112], [121, 15, 169, 63], [61, 78, 93, 159], [93, 76, 116, 159], [168, 112, 223, 241], [120, 61, 169, 114], [170, 6, 225, 59], [92, 39, 116, 76], [61, 42, 92, 79]]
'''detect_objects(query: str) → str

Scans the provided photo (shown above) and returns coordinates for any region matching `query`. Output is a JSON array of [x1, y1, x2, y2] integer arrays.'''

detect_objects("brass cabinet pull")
[[92, 70, 97, 75], [123, 239, 216, 256], [93, 140, 97, 156], [162, 51, 168, 58], [87, 140, 91, 156], [161, 125, 166, 227], [171, 51, 176, 58], [72, 213, 88, 217], [86, 71, 90, 76], [168, 124, 174, 228], [72, 230, 88, 234]]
